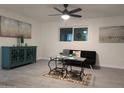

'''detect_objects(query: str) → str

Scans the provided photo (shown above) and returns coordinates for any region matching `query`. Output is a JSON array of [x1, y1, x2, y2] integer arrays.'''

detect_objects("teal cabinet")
[[1, 46, 37, 69]]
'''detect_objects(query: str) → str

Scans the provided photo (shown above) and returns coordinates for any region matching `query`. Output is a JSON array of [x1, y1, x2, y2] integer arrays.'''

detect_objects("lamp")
[[61, 14, 70, 20]]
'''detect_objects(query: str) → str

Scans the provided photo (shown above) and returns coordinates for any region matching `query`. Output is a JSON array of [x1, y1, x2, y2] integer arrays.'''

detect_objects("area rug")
[[43, 70, 93, 87]]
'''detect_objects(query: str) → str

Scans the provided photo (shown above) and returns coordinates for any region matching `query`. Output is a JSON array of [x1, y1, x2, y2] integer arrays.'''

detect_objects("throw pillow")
[[73, 50, 81, 57]]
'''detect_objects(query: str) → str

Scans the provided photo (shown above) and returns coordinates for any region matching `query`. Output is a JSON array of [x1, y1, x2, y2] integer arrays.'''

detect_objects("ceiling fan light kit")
[[61, 14, 70, 20]]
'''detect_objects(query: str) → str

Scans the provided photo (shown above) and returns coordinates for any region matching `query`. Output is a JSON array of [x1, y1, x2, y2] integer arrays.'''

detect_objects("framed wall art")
[[0, 16, 31, 39], [18, 22, 31, 38], [99, 26, 124, 43], [0, 16, 18, 37]]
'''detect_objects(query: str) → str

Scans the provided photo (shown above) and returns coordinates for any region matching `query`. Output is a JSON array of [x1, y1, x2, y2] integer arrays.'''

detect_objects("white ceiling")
[[0, 4, 124, 22]]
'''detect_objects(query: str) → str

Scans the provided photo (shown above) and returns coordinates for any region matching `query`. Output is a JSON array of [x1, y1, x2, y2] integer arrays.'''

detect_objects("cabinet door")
[[10, 48, 19, 64], [32, 47, 36, 62], [10, 48, 25, 65], [0, 16, 19, 37], [25, 48, 33, 62], [18, 48, 25, 63], [18, 22, 31, 38]]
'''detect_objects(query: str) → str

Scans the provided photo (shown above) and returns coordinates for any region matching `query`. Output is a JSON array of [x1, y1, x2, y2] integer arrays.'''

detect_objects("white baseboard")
[[39, 57, 49, 61], [100, 64, 124, 70]]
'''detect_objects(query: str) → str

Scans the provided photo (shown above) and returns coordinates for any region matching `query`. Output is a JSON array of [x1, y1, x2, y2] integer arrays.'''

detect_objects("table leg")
[[79, 67, 85, 81], [62, 65, 68, 78]]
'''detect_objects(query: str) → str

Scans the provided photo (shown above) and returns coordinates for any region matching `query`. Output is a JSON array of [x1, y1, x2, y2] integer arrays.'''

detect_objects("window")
[[60, 28, 73, 41], [74, 28, 88, 41], [60, 27, 88, 42]]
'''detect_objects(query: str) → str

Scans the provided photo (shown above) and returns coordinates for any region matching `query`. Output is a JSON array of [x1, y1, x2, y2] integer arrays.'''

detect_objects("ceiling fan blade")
[[54, 7, 63, 13], [48, 14, 63, 16], [69, 8, 82, 14], [70, 14, 82, 18]]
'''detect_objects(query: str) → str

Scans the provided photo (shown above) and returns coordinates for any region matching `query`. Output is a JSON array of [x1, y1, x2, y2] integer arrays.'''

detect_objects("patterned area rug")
[[43, 69, 93, 87]]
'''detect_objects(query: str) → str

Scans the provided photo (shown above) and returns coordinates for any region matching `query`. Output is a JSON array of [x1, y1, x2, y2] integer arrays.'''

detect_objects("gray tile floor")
[[0, 60, 124, 88]]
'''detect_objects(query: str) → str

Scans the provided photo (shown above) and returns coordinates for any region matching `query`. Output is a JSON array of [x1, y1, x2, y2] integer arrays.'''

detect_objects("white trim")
[[40, 57, 49, 61], [100, 64, 124, 70]]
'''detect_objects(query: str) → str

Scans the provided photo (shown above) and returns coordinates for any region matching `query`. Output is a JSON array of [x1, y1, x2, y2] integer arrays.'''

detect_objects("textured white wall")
[[0, 7, 124, 69], [41, 16, 124, 69], [0, 8, 43, 64]]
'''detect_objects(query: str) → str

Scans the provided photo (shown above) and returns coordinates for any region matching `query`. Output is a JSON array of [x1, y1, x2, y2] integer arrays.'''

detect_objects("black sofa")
[[62, 49, 96, 68]]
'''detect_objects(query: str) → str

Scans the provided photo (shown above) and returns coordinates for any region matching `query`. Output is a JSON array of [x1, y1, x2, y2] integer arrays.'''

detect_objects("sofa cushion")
[[81, 50, 96, 60]]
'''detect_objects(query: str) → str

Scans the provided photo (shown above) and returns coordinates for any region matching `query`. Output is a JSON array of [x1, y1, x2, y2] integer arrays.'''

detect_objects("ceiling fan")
[[49, 4, 82, 20]]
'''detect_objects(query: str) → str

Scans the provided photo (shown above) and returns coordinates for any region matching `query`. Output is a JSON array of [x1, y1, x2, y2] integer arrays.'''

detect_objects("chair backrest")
[[63, 49, 70, 56]]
